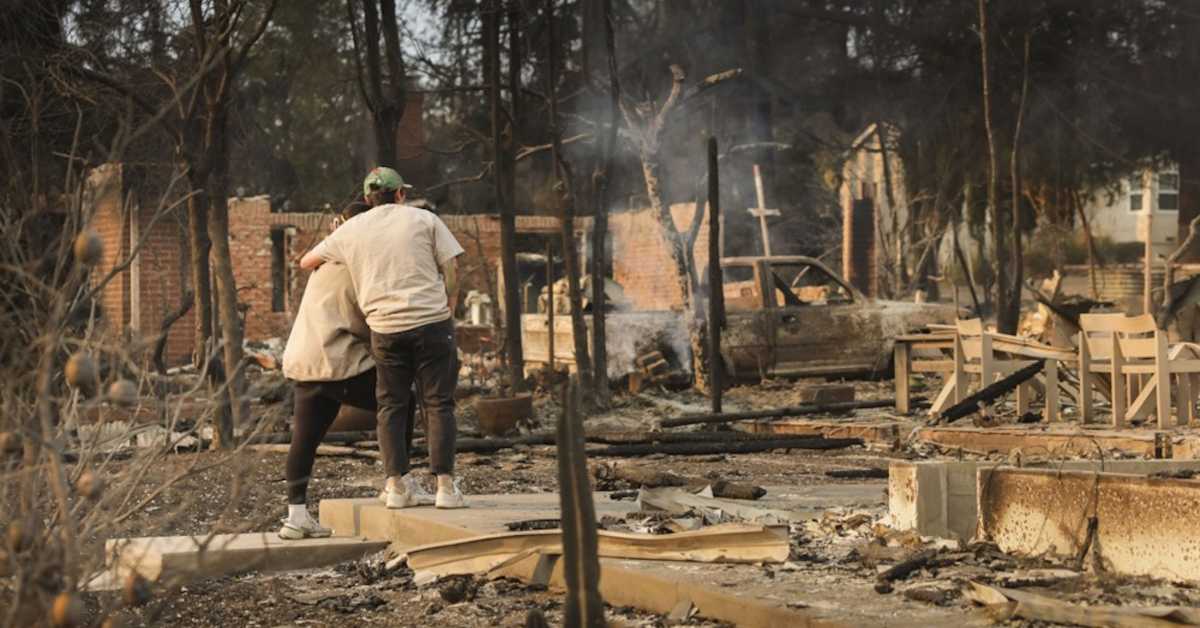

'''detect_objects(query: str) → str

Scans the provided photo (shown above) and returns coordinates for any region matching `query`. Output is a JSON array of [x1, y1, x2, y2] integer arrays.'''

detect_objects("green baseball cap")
[[362, 166, 412, 196]]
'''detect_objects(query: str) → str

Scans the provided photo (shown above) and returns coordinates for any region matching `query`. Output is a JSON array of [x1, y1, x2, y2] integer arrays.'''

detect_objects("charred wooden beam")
[[933, 360, 1044, 424], [660, 398, 921, 428], [556, 377, 605, 627], [588, 437, 862, 458]]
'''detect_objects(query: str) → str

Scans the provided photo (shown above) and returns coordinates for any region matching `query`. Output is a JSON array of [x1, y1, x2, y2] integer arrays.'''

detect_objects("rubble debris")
[[594, 462, 766, 500], [589, 436, 863, 458], [636, 487, 800, 524], [659, 399, 914, 428], [873, 549, 937, 594], [403, 523, 790, 581], [797, 383, 855, 404], [963, 581, 1200, 627], [932, 360, 1043, 424]]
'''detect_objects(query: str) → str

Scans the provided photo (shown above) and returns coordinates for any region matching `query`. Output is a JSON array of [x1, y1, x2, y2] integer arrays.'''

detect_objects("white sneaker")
[[435, 478, 467, 509], [384, 475, 435, 509], [278, 517, 332, 540]]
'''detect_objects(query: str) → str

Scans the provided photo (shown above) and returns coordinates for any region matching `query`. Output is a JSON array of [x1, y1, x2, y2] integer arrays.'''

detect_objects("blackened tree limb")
[[933, 360, 1044, 424], [557, 378, 605, 627]]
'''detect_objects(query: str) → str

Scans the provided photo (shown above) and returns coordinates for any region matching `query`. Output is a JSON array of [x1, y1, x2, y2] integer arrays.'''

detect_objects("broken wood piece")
[[403, 523, 790, 580], [825, 468, 888, 480], [636, 487, 801, 524], [244, 444, 381, 461], [660, 399, 917, 428], [963, 581, 1200, 627], [555, 376, 605, 627], [933, 360, 1044, 423], [588, 437, 862, 457], [876, 549, 937, 585], [104, 533, 388, 584]]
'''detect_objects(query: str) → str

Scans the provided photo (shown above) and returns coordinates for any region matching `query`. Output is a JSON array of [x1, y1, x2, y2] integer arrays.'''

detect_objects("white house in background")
[[1084, 166, 1180, 259]]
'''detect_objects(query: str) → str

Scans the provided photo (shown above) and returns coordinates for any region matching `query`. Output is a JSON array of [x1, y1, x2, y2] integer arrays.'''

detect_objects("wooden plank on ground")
[[105, 533, 388, 583], [404, 522, 789, 579]]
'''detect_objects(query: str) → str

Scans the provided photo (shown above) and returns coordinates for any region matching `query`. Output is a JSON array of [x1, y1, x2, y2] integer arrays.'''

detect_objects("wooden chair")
[[1077, 313, 1127, 425], [1110, 314, 1200, 428], [953, 318, 1059, 421]]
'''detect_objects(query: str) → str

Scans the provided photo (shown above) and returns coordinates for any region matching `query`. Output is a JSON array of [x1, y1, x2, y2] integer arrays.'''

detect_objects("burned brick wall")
[[86, 164, 194, 366], [610, 204, 710, 311]]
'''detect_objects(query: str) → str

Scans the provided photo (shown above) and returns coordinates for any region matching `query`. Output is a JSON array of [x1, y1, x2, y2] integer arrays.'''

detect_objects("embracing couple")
[[277, 167, 467, 540]]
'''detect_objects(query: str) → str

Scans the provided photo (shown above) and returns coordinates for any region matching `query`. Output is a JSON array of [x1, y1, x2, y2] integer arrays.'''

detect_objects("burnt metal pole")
[[707, 137, 724, 413]]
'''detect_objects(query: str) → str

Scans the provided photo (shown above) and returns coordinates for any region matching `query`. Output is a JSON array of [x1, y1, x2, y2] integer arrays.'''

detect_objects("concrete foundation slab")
[[977, 467, 1200, 582], [105, 533, 388, 583], [889, 459, 1200, 541], [318, 491, 867, 627]]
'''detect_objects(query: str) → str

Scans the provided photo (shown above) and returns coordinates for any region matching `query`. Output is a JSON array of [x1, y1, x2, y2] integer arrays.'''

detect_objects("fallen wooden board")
[[245, 443, 381, 460], [405, 523, 789, 579], [637, 487, 803, 523], [964, 581, 1200, 627], [105, 533, 388, 583], [588, 437, 862, 457]]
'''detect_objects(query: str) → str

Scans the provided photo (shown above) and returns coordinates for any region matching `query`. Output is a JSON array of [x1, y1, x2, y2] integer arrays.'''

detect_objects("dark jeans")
[[285, 369, 415, 504], [371, 318, 458, 476]]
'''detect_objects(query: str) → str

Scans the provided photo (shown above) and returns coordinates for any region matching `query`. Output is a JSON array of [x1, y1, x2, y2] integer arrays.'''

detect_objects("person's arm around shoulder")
[[431, 215, 465, 314], [299, 229, 344, 271]]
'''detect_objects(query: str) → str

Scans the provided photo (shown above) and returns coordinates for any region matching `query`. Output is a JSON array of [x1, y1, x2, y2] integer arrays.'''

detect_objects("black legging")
[[286, 368, 416, 504]]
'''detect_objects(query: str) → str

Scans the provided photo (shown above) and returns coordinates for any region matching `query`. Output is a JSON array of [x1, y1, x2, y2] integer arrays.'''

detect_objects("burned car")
[[716, 256, 957, 379]]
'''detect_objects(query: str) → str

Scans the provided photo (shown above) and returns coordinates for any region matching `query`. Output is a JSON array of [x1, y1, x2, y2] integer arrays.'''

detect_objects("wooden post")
[[747, 164, 779, 258], [952, 333, 967, 404], [1111, 334, 1126, 428], [546, 238, 555, 372], [1155, 330, 1171, 428], [1044, 359, 1058, 422], [707, 137, 724, 414], [1078, 332, 1094, 423], [894, 341, 911, 414], [1144, 210, 1154, 315]]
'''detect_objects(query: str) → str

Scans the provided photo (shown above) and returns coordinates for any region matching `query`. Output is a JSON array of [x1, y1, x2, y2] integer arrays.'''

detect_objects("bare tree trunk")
[[206, 148, 247, 448], [351, 0, 406, 166], [546, 0, 593, 394], [185, 171, 213, 367], [1009, 33, 1031, 331], [978, 0, 1012, 332], [485, 0, 524, 392], [588, 0, 620, 407]]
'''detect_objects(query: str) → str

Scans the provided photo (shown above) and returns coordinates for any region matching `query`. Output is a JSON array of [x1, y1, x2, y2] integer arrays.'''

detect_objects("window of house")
[[1158, 172, 1180, 211], [270, 228, 290, 312], [1129, 174, 1143, 212]]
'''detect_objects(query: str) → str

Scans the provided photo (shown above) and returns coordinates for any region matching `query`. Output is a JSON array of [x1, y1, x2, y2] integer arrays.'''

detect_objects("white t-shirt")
[[310, 204, 464, 334]]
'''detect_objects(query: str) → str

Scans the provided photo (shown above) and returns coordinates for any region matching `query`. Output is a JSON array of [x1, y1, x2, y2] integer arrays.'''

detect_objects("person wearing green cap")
[[300, 167, 467, 509]]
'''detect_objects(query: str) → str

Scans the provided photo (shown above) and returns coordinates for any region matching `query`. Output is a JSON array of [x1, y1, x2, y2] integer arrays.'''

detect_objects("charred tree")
[[546, 0, 593, 395], [484, 0, 525, 393], [346, 0, 407, 167], [585, 0, 620, 408]]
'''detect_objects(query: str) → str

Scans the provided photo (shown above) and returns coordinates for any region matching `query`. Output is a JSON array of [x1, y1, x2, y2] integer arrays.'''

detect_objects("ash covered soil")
[[77, 376, 912, 627]]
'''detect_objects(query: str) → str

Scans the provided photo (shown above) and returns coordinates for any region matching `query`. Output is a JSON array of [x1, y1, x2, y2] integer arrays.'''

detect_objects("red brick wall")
[[85, 164, 194, 366], [610, 204, 709, 311], [227, 197, 334, 343], [87, 164, 130, 331]]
